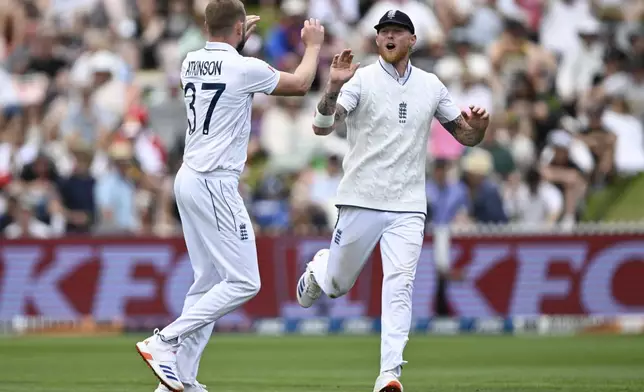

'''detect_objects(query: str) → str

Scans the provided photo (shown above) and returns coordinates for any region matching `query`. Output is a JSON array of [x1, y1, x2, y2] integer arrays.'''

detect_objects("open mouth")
[[386, 43, 396, 50]]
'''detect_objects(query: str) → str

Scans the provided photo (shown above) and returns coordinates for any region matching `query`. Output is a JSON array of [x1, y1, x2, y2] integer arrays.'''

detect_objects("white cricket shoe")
[[136, 329, 184, 392], [295, 249, 326, 308], [373, 372, 403, 392], [155, 382, 208, 392]]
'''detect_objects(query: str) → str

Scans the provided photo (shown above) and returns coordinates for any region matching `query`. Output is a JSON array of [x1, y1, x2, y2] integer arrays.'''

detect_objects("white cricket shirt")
[[181, 42, 280, 174], [335, 57, 461, 214]]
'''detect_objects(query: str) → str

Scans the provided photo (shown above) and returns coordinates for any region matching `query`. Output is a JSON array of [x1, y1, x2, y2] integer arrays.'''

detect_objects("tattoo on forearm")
[[443, 115, 485, 147], [317, 91, 340, 115], [334, 106, 348, 123]]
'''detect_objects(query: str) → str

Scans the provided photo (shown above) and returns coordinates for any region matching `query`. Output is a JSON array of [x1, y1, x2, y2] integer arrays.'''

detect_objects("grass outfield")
[[1, 334, 643, 391]]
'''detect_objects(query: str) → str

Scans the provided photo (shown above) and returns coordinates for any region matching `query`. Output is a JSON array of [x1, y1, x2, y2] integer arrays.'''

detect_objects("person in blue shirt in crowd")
[[426, 159, 469, 316], [460, 148, 508, 224]]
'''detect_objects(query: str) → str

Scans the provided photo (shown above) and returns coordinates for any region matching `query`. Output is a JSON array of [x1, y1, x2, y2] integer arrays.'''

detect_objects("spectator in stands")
[[539, 0, 594, 60], [539, 130, 590, 228], [601, 90, 644, 176], [117, 105, 167, 178], [0, 0, 27, 63], [307, 0, 360, 39], [58, 144, 96, 234], [426, 159, 469, 226], [489, 15, 557, 88], [460, 148, 508, 224], [252, 174, 291, 234], [94, 142, 138, 234], [556, 18, 605, 106], [434, 29, 494, 110], [260, 96, 318, 172], [130, 0, 166, 70], [3, 195, 56, 238], [89, 50, 127, 121], [576, 105, 616, 185], [503, 167, 564, 229], [19, 153, 65, 231], [478, 126, 517, 180], [460, 0, 505, 51], [60, 85, 119, 148], [626, 56, 644, 121], [265, 0, 307, 68]]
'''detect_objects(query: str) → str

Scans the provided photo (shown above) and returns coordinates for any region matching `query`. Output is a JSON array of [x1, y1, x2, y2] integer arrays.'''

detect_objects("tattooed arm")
[[313, 49, 360, 136], [442, 105, 490, 147], [313, 84, 349, 136], [435, 76, 489, 147], [442, 115, 485, 146]]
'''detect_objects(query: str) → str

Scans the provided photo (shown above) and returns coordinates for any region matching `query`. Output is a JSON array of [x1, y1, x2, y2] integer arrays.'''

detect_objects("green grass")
[[583, 173, 644, 222], [1, 334, 644, 391]]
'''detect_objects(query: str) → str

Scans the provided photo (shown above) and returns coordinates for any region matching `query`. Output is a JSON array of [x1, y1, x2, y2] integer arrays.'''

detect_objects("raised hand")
[[462, 105, 490, 132], [329, 49, 360, 87], [245, 15, 261, 36], [301, 18, 325, 48]]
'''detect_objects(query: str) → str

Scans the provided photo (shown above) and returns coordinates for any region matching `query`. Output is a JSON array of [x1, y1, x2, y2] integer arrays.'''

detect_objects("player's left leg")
[[374, 211, 425, 392], [170, 169, 220, 389]]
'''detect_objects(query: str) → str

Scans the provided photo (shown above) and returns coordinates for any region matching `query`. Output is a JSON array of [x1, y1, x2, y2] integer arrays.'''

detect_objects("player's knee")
[[231, 277, 261, 302], [248, 279, 261, 298], [245, 275, 261, 298], [327, 276, 353, 299]]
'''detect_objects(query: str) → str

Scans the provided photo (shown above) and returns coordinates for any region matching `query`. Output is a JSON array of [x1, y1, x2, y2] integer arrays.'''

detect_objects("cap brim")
[[374, 21, 414, 34]]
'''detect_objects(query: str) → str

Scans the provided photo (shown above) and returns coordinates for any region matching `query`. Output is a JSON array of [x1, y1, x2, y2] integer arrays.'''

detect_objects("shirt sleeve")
[[433, 75, 462, 124], [241, 57, 281, 95], [336, 71, 362, 113]]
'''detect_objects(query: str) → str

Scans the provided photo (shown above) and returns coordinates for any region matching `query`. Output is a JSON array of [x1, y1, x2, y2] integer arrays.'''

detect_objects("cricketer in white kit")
[[296, 9, 490, 392], [134, 1, 326, 391]]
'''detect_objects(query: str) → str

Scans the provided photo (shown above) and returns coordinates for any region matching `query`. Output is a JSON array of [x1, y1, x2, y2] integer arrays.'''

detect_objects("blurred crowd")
[[0, 0, 643, 238]]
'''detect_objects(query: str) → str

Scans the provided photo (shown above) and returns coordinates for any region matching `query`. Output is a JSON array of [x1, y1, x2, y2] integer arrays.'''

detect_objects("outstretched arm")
[[312, 49, 360, 136], [442, 106, 489, 147], [272, 19, 324, 96]]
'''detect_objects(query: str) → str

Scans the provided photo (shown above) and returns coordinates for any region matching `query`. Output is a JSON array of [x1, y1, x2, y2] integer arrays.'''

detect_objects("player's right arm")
[[313, 49, 360, 136], [271, 19, 325, 96]]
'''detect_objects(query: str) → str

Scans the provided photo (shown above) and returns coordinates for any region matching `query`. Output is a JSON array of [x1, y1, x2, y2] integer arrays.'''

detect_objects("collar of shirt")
[[378, 57, 412, 85], [204, 41, 238, 53]]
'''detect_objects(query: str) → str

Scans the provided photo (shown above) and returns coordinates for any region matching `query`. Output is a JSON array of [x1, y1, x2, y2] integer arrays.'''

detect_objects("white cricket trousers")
[[160, 164, 260, 385], [309, 206, 425, 377]]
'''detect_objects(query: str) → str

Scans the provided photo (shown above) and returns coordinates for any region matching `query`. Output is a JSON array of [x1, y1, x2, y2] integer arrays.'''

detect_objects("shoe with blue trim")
[[136, 329, 184, 392], [155, 382, 207, 392], [296, 249, 325, 308]]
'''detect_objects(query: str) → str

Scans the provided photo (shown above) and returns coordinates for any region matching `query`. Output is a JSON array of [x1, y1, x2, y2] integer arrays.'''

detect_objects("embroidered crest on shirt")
[[399, 101, 407, 124], [240, 223, 249, 240]]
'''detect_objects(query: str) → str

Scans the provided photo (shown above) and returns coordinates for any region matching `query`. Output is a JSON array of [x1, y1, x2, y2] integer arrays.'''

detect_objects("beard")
[[236, 27, 247, 53], [379, 46, 408, 64]]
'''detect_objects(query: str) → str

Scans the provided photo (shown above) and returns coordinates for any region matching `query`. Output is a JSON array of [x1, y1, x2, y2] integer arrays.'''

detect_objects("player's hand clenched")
[[301, 18, 325, 47], [329, 49, 360, 87], [462, 105, 490, 132]]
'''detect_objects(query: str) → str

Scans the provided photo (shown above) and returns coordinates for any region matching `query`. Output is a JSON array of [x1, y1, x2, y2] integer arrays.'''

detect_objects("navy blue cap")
[[374, 10, 415, 35]]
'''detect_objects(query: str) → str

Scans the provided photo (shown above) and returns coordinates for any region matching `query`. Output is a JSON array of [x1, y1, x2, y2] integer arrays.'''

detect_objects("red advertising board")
[[1, 234, 643, 327]]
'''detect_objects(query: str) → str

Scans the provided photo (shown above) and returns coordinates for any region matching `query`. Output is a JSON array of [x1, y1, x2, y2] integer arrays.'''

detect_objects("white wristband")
[[313, 107, 335, 128]]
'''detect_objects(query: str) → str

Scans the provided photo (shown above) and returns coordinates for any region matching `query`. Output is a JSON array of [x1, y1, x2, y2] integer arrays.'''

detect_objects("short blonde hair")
[[204, 0, 246, 36]]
